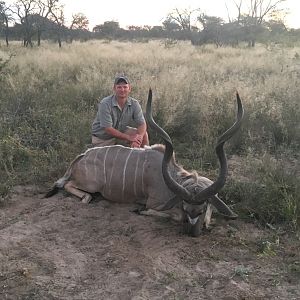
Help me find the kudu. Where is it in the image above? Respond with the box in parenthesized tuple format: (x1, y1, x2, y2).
(45, 89, 244, 236)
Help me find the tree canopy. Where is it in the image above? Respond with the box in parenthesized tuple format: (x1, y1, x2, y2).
(0, 0, 298, 47)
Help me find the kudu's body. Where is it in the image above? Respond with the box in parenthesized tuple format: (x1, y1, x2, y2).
(50, 144, 174, 207)
(46, 90, 244, 236)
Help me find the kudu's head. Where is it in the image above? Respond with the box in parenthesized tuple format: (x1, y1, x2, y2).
(145, 89, 244, 237)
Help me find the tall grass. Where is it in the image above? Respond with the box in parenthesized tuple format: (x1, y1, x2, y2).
(0, 40, 299, 228)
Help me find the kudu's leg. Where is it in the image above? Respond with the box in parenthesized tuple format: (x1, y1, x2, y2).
(140, 208, 184, 222)
(203, 203, 213, 229)
(139, 209, 171, 219)
(64, 181, 92, 204)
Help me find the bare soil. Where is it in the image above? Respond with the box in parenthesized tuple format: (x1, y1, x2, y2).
(0, 185, 299, 300)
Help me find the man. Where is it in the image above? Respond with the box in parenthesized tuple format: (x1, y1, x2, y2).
(91, 76, 149, 148)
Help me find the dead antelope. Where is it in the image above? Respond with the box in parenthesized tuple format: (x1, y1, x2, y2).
(45, 89, 244, 236)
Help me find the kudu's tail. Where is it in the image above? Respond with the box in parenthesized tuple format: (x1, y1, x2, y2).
(44, 153, 85, 198)
(44, 185, 60, 198)
(44, 176, 69, 198)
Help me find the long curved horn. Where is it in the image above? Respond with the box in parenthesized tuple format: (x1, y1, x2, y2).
(145, 89, 191, 200)
(188, 92, 244, 204)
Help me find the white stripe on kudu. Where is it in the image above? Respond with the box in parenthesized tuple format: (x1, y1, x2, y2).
(108, 147, 122, 197)
(93, 149, 99, 185)
(141, 151, 148, 196)
(103, 147, 110, 186)
(122, 149, 133, 201)
(133, 151, 141, 197)
(83, 154, 88, 179)
(86, 150, 95, 180)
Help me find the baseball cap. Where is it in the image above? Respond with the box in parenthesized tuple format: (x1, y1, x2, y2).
(114, 76, 130, 85)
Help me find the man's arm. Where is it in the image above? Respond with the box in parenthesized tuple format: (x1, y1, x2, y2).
(105, 122, 146, 145)
(104, 127, 137, 143)
(131, 100, 147, 145)
(136, 122, 147, 136)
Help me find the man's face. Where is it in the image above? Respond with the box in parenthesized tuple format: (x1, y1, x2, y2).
(114, 83, 131, 99)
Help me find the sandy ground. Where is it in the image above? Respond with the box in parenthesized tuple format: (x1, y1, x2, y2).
(0, 185, 299, 300)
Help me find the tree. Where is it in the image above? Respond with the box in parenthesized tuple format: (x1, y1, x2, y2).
(266, 19, 287, 34)
(221, 21, 244, 46)
(196, 14, 225, 47)
(34, 0, 57, 46)
(165, 8, 200, 33)
(13, 0, 38, 47)
(68, 12, 89, 42)
(93, 21, 120, 38)
(231, 0, 287, 46)
(162, 18, 181, 32)
(150, 25, 164, 38)
(70, 13, 89, 30)
(0, 1, 14, 46)
(3, 0, 62, 47)
(48, 0, 64, 47)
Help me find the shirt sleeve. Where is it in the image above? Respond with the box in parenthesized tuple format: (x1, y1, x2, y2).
(133, 101, 146, 125)
(98, 102, 113, 128)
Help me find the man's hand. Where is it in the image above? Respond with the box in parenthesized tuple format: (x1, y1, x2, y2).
(130, 141, 141, 148)
(128, 133, 143, 148)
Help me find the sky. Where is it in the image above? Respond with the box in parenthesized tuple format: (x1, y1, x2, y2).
(60, 0, 300, 30)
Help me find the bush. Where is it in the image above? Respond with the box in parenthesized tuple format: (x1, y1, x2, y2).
(222, 154, 300, 230)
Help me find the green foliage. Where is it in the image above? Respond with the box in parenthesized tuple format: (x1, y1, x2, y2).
(0, 136, 34, 175)
(256, 239, 277, 257)
(231, 265, 251, 280)
(222, 154, 300, 230)
(246, 91, 300, 153)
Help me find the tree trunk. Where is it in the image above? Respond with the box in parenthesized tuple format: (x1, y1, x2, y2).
(28, 37, 33, 47)
(5, 33, 9, 46)
(58, 34, 62, 47)
(37, 29, 41, 46)
(4, 17, 9, 46)
(25, 33, 33, 47)
(57, 26, 62, 48)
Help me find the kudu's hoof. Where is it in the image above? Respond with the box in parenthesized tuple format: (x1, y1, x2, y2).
(81, 194, 92, 204)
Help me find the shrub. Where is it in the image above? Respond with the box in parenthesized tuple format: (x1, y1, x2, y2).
(222, 154, 300, 230)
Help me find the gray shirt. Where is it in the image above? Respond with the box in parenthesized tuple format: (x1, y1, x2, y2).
(92, 95, 146, 140)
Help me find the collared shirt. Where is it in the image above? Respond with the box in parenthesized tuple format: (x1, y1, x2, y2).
(91, 94, 146, 140)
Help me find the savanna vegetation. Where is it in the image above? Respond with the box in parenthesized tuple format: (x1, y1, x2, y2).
(1, 0, 300, 49)
(0, 40, 299, 231)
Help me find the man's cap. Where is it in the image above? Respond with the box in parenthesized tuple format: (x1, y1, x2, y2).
(114, 76, 130, 85)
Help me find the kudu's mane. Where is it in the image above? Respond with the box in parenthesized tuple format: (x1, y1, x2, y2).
(150, 144, 197, 186)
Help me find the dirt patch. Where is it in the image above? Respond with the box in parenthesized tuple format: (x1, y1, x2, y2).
(0, 186, 299, 300)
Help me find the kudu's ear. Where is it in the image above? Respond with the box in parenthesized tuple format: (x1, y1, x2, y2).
(209, 196, 238, 219)
(155, 196, 182, 211)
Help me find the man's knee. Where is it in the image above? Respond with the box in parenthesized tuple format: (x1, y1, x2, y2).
(91, 135, 116, 147)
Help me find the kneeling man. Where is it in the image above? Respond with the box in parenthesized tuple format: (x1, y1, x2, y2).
(92, 75, 149, 148)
